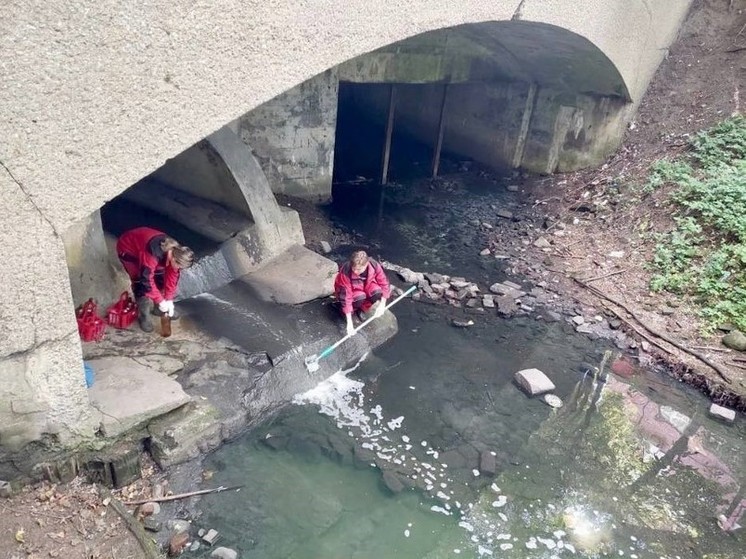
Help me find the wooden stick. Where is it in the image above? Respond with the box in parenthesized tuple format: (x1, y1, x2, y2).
(574, 278, 732, 383)
(579, 269, 627, 283)
(729, 362, 746, 370)
(733, 357, 746, 363)
(690, 346, 731, 353)
(726, 46, 746, 53)
(123, 485, 243, 506)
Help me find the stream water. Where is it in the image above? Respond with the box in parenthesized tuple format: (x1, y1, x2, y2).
(193, 174, 744, 558)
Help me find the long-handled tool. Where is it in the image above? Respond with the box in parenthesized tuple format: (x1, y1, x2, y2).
(305, 285, 417, 372)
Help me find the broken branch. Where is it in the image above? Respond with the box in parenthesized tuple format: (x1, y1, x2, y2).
(123, 485, 243, 506)
(579, 268, 627, 283)
(574, 278, 732, 383)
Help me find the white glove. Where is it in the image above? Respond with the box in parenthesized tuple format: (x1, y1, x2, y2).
(373, 299, 387, 318)
(346, 318, 356, 337)
(159, 300, 175, 317)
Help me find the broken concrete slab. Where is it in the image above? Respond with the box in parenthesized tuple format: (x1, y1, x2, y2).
(241, 244, 336, 304)
(147, 401, 223, 468)
(709, 403, 736, 423)
(87, 357, 191, 438)
(514, 368, 556, 396)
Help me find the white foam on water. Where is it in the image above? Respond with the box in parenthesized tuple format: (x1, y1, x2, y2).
(472, 469, 480, 477)
(477, 545, 493, 556)
(404, 529, 410, 538)
(431, 506, 451, 516)
(401, 435, 410, 443)
(499, 543, 513, 551)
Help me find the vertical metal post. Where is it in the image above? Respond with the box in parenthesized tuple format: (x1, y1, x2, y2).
(380, 84, 397, 186)
(378, 84, 396, 228)
(431, 83, 449, 178)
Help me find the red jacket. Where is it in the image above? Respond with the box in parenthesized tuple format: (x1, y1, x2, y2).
(334, 259, 391, 315)
(116, 227, 180, 304)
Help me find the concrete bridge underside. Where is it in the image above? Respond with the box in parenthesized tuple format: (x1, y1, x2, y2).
(0, 0, 692, 470)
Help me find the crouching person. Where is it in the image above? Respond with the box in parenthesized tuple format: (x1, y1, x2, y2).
(116, 227, 194, 332)
(334, 250, 391, 336)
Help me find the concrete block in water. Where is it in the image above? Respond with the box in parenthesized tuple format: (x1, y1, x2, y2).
(515, 368, 555, 396)
(479, 451, 496, 476)
(709, 403, 736, 423)
(211, 548, 238, 559)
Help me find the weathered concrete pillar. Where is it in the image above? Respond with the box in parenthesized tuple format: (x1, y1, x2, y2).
(0, 171, 94, 473)
(62, 210, 127, 309)
(234, 69, 339, 202)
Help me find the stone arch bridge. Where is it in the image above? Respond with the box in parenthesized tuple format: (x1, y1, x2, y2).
(0, 0, 692, 472)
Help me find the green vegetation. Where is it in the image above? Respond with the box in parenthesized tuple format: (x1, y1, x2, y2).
(646, 116, 746, 331)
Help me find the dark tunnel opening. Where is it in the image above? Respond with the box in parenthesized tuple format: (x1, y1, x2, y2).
(332, 81, 471, 209)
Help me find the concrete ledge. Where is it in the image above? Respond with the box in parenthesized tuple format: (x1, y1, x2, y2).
(87, 357, 191, 438)
(240, 244, 337, 304)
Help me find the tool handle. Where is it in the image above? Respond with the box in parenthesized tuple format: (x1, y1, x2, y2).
(319, 285, 417, 360)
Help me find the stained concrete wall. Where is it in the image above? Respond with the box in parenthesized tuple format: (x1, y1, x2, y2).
(234, 70, 339, 201)
(149, 141, 253, 217)
(337, 81, 628, 175)
(0, 0, 693, 469)
(62, 211, 127, 309)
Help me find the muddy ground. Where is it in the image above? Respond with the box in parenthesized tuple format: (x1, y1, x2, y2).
(1, 1, 743, 558)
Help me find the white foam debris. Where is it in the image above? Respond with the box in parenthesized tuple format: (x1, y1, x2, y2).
(472, 469, 480, 477)
(371, 405, 383, 423)
(496, 534, 511, 540)
(431, 506, 451, 516)
(421, 441, 428, 447)
(477, 545, 493, 556)
(362, 442, 375, 450)
(409, 386, 416, 390)
(491, 496, 507, 508)
(537, 537, 556, 549)
(491, 483, 500, 492)
(499, 543, 513, 551)
(407, 523, 412, 527)
(565, 543, 576, 554)
(498, 513, 508, 522)
(453, 550, 461, 555)
(404, 529, 410, 538)
(405, 444, 413, 450)
(459, 521, 475, 532)
(525, 538, 538, 549)
(553, 530, 566, 538)
(387, 416, 404, 430)
(437, 491, 451, 501)
(401, 435, 410, 443)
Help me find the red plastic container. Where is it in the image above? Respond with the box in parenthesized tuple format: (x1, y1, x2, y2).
(76, 299, 106, 342)
(106, 292, 137, 329)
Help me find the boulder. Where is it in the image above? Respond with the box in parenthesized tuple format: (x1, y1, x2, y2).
(495, 296, 518, 317)
(514, 368, 555, 396)
(533, 237, 551, 248)
(722, 330, 746, 351)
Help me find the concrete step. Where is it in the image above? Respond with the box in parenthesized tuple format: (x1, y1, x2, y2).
(87, 356, 191, 438)
(240, 244, 337, 305)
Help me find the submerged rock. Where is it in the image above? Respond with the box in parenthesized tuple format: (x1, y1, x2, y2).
(543, 394, 563, 408)
(451, 319, 474, 328)
(382, 471, 405, 494)
(211, 548, 238, 559)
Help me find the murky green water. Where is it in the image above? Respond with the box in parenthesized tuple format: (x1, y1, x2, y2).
(196, 302, 744, 559)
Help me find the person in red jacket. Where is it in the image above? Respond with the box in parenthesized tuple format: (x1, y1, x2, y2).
(334, 250, 391, 336)
(116, 227, 194, 332)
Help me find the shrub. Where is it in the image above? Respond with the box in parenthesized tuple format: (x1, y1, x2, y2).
(647, 116, 746, 332)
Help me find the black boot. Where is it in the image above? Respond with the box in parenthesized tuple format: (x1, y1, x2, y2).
(136, 297, 154, 333)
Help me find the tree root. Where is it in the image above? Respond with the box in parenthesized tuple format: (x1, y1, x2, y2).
(574, 278, 732, 384)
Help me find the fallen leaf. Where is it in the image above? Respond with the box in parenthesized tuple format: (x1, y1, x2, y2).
(15, 528, 25, 543)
